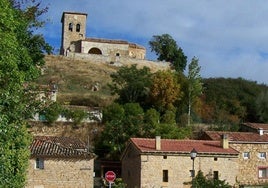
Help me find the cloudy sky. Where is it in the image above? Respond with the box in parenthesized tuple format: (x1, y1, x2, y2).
(40, 0, 268, 85)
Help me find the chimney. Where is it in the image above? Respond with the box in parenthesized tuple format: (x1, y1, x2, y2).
(155, 136, 161, 150)
(259, 128, 264, 136)
(221, 134, 229, 149)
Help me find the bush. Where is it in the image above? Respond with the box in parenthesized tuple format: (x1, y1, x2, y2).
(192, 170, 231, 188)
(42, 102, 62, 123)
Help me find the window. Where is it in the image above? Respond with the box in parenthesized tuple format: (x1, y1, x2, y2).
(214, 157, 218, 161)
(163, 170, 168, 182)
(35, 158, 44, 169)
(116, 53, 120, 57)
(243, 152, 250, 159)
(68, 23, 73, 31)
(259, 168, 268, 178)
(259, 152, 266, 159)
(213, 171, 219, 180)
(163, 155, 167, 159)
(76, 24, 80, 32)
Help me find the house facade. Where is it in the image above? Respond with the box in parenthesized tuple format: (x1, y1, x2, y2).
(201, 127, 268, 187)
(26, 136, 95, 188)
(121, 136, 239, 188)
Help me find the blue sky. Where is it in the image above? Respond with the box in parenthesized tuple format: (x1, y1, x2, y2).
(40, 0, 268, 85)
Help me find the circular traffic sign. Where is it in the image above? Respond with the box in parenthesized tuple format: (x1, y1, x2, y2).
(105, 171, 116, 182)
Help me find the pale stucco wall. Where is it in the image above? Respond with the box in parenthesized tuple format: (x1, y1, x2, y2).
(26, 158, 94, 188)
(81, 41, 146, 60)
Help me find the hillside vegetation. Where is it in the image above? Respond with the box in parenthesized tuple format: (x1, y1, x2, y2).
(37, 55, 169, 107)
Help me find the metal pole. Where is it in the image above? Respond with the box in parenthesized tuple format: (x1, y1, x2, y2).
(192, 158, 195, 187)
(109, 182, 111, 188)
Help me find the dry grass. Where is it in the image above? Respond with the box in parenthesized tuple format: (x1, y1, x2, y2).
(36, 55, 169, 107)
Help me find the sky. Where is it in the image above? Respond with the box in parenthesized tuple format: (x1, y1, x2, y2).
(39, 0, 268, 85)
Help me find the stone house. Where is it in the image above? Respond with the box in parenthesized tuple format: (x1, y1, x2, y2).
(201, 128, 268, 187)
(26, 136, 95, 188)
(240, 122, 268, 135)
(60, 12, 146, 60)
(121, 136, 239, 188)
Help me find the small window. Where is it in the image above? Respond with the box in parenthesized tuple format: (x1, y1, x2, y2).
(163, 170, 168, 182)
(214, 157, 218, 161)
(68, 23, 73, 31)
(213, 171, 219, 180)
(163, 155, 167, 159)
(36, 158, 44, 169)
(76, 24, 81, 32)
(259, 168, 268, 178)
(259, 152, 266, 159)
(243, 152, 250, 159)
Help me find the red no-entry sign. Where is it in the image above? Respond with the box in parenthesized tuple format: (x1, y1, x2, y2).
(105, 171, 116, 182)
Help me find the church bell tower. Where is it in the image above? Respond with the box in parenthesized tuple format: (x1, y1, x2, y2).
(60, 12, 87, 55)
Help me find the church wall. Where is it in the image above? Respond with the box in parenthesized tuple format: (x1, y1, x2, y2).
(81, 41, 129, 57)
(66, 52, 170, 69)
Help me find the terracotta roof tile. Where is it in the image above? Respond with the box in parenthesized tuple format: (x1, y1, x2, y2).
(242, 122, 268, 131)
(203, 131, 268, 143)
(84, 38, 146, 49)
(130, 138, 238, 155)
(30, 136, 94, 159)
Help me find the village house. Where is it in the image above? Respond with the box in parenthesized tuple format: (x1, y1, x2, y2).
(201, 123, 268, 187)
(26, 136, 95, 188)
(121, 136, 239, 188)
(240, 122, 268, 135)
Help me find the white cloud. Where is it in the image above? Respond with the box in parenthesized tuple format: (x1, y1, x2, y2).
(41, 0, 268, 84)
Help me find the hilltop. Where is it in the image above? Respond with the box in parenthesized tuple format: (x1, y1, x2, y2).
(36, 55, 169, 107)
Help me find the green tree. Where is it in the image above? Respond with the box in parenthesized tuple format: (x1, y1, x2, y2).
(96, 103, 143, 159)
(256, 90, 268, 123)
(143, 108, 160, 137)
(149, 34, 187, 72)
(187, 57, 203, 126)
(109, 64, 152, 105)
(0, 0, 51, 186)
(42, 102, 62, 124)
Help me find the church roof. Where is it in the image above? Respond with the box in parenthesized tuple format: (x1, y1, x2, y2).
(84, 37, 146, 49)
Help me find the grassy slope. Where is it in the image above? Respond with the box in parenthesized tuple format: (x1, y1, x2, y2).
(32, 55, 169, 142)
(37, 55, 169, 107)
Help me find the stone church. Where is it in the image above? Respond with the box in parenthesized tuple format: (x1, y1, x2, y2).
(60, 12, 146, 59)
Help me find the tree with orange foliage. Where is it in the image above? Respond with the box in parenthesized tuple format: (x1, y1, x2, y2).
(149, 70, 182, 112)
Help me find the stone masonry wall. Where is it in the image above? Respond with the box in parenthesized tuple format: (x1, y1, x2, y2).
(26, 158, 94, 188)
(66, 52, 170, 69)
(140, 155, 238, 188)
(231, 143, 268, 186)
(122, 146, 239, 188)
(61, 13, 87, 55)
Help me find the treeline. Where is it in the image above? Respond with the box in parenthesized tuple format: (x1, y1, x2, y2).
(94, 35, 268, 160)
(201, 77, 268, 126)
(96, 73, 268, 160)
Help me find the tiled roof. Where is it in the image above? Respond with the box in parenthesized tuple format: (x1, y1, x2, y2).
(30, 136, 94, 159)
(130, 138, 238, 155)
(84, 38, 146, 49)
(203, 131, 268, 143)
(242, 122, 268, 131)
